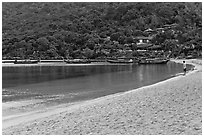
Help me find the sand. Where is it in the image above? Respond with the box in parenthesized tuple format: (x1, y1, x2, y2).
(2, 62, 114, 67)
(2, 59, 202, 135)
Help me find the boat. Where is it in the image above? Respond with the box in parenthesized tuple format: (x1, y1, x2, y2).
(138, 58, 169, 64)
(39, 60, 65, 63)
(65, 59, 91, 64)
(2, 60, 15, 63)
(89, 59, 107, 62)
(107, 59, 134, 64)
(14, 59, 38, 64)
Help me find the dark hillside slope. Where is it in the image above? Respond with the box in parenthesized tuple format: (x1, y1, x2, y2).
(2, 2, 202, 59)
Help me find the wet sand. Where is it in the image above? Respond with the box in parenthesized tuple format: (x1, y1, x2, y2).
(2, 59, 202, 135)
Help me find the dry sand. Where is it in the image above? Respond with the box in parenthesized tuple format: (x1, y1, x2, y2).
(2, 59, 202, 135)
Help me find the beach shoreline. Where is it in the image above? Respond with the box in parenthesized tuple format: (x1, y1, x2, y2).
(2, 59, 202, 135)
(2, 62, 130, 67)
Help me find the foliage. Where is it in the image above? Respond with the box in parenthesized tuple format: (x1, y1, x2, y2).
(2, 2, 202, 59)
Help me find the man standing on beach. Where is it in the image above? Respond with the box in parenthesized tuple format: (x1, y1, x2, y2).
(183, 61, 186, 75)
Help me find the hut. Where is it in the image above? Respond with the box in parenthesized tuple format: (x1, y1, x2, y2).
(134, 36, 153, 45)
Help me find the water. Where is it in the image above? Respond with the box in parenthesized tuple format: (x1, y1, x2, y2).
(2, 62, 190, 105)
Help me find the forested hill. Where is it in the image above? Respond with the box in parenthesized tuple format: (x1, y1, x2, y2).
(2, 2, 202, 59)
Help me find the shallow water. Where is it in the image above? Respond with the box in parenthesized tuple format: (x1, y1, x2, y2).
(2, 62, 191, 104)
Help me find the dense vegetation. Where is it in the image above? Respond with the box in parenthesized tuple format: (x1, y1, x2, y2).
(2, 2, 202, 59)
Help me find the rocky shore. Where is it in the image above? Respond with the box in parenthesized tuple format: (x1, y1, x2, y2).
(2, 59, 202, 135)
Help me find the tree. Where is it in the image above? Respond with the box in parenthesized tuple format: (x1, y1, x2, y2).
(86, 39, 95, 50)
(110, 32, 121, 41)
(162, 39, 178, 52)
(36, 37, 50, 51)
(132, 30, 143, 37)
(150, 15, 160, 28)
(2, 2, 202, 59)
(83, 47, 94, 59)
(118, 35, 126, 44)
(152, 32, 167, 45)
(126, 36, 134, 44)
(14, 40, 27, 48)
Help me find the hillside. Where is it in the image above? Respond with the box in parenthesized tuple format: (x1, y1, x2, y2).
(2, 2, 202, 59)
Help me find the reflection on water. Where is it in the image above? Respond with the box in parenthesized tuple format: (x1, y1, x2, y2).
(2, 62, 188, 104)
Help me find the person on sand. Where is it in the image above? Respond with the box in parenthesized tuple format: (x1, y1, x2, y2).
(183, 60, 187, 75)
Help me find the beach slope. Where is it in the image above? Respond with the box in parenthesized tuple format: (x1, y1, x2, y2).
(2, 59, 202, 135)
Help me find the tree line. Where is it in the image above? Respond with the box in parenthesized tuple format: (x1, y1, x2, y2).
(2, 2, 202, 59)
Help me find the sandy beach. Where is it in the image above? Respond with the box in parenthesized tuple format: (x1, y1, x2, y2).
(2, 59, 202, 135)
(2, 62, 116, 67)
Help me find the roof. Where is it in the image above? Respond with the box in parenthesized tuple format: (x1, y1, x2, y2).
(144, 28, 154, 32)
(137, 44, 153, 49)
(156, 28, 164, 30)
(163, 23, 178, 28)
(134, 36, 153, 40)
(148, 45, 162, 50)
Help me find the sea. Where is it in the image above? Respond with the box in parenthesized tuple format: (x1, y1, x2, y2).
(2, 61, 192, 108)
